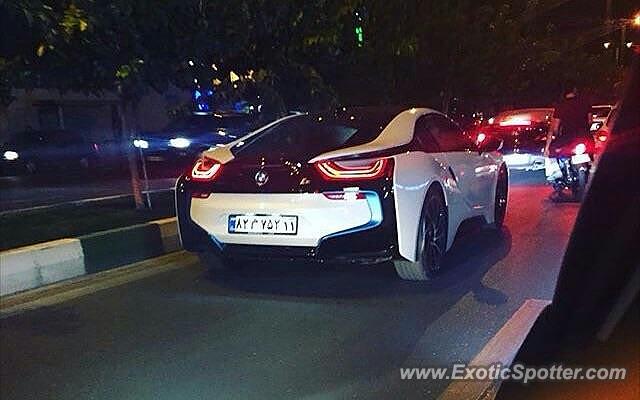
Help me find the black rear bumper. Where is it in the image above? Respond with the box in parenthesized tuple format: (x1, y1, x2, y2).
(175, 176, 398, 264)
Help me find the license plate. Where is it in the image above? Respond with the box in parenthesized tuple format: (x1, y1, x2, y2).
(146, 156, 165, 162)
(571, 153, 591, 164)
(228, 214, 298, 235)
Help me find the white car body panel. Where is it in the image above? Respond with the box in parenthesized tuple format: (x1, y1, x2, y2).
(190, 193, 377, 247)
(392, 150, 501, 261)
(392, 151, 452, 261)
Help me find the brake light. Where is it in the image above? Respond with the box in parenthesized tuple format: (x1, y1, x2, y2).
(573, 143, 587, 155)
(191, 157, 222, 181)
(314, 158, 390, 181)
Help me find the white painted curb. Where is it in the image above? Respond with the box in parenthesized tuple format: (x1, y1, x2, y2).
(0, 239, 85, 296)
(0, 218, 180, 297)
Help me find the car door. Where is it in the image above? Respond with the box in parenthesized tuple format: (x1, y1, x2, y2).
(429, 115, 496, 209)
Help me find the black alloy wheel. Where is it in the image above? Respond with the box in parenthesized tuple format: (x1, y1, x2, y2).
(494, 165, 508, 228)
(420, 190, 448, 276)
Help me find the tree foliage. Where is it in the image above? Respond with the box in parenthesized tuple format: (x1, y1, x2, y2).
(1, 0, 635, 112)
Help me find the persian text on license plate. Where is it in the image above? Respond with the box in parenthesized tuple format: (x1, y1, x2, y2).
(228, 215, 298, 235)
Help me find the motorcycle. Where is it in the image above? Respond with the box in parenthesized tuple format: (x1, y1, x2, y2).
(546, 135, 595, 201)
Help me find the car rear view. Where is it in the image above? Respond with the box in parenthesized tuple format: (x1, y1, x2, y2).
(176, 110, 400, 269)
(484, 108, 553, 171)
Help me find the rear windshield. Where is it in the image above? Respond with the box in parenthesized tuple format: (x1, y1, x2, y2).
(232, 113, 395, 159)
(495, 109, 553, 125)
(591, 106, 612, 119)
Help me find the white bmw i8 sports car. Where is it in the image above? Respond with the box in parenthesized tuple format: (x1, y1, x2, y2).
(176, 106, 508, 280)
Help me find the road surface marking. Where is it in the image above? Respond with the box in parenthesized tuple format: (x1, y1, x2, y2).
(0, 251, 196, 318)
(438, 298, 551, 400)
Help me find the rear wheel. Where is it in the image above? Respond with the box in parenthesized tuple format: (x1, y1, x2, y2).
(394, 186, 448, 281)
(493, 165, 508, 228)
(572, 167, 589, 201)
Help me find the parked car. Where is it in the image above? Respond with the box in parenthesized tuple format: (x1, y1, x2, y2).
(132, 112, 261, 171)
(176, 106, 508, 281)
(0, 129, 104, 175)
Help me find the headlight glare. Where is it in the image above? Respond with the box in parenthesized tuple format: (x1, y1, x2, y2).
(169, 137, 191, 148)
(3, 150, 19, 160)
(133, 139, 149, 149)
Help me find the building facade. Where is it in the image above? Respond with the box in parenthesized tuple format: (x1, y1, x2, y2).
(0, 87, 190, 144)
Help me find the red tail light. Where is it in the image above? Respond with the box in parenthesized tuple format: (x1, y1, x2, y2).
(476, 132, 487, 143)
(314, 158, 390, 181)
(191, 157, 222, 181)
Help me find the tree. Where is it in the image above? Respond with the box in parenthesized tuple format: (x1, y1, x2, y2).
(1, 0, 203, 208)
(3, 0, 632, 154)
(328, 0, 629, 112)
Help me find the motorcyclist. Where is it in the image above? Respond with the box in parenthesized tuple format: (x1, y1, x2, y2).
(544, 81, 593, 184)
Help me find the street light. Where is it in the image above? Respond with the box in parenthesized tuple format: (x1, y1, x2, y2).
(603, 41, 611, 49)
(633, 13, 640, 27)
(627, 42, 634, 48)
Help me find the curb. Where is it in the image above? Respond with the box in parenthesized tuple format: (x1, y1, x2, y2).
(0, 217, 180, 296)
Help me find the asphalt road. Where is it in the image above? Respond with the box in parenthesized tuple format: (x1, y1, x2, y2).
(0, 171, 581, 400)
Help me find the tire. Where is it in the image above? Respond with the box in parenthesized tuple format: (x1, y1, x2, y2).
(394, 186, 448, 281)
(572, 167, 588, 201)
(492, 165, 508, 229)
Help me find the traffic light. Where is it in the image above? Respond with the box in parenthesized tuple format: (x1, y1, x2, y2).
(355, 26, 364, 47)
(354, 9, 364, 47)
